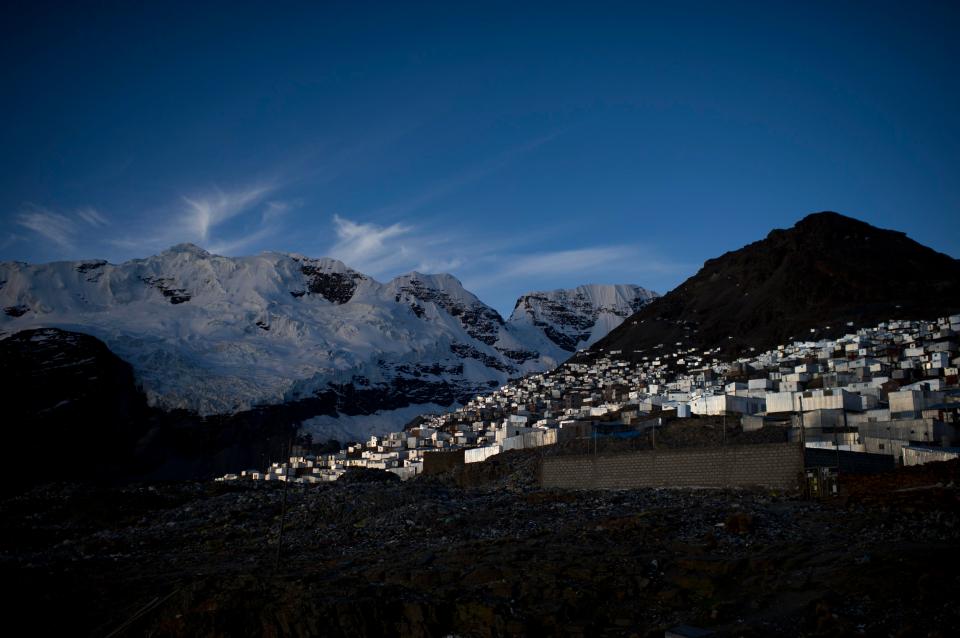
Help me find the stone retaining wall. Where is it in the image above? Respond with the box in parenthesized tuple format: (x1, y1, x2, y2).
(540, 442, 803, 490)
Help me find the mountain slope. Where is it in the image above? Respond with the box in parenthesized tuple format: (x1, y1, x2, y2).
(592, 212, 960, 360)
(508, 284, 658, 351)
(0, 328, 152, 490)
(0, 246, 544, 415)
(0, 247, 652, 438)
(0, 327, 333, 488)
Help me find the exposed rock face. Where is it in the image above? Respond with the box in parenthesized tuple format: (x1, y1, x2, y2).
(296, 257, 367, 304)
(392, 273, 505, 345)
(75, 260, 107, 278)
(450, 342, 515, 374)
(594, 212, 960, 359)
(0, 249, 544, 429)
(0, 248, 653, 439)
(509, 284, 659, 351)
(494, 346, 540, 364)
(139, 276, 192, 304)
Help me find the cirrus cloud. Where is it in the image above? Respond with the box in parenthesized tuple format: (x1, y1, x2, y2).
(14, 204, 111, 251)
(180, 185, 273, 242)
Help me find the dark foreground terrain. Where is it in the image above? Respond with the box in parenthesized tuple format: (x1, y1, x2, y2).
(2, 454, 959, 637)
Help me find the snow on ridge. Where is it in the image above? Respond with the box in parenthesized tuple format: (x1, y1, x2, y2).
(386, 271, 484, 304)
(510, 283, 658, 310)
(300, 403, 452, 443)
(162, 243, 212, 257)
(507, 283, 660, 352)
(0, 247, 655, 435)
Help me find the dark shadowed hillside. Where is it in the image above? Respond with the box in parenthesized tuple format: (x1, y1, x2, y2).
(0, 328, 152, 490)
(0, 327, 478, 490)
(592, 212, 960, 360)
(0, 328, 299, 490)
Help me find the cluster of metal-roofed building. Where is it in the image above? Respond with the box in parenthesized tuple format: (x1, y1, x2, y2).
(219, 314, 960, 483)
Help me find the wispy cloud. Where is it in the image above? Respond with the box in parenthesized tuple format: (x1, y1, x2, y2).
(207, 225, 278, 255)
(103, 182, 285, 257)
(76, 207, 109, 227)
(327, 214, 473, 277)
(457, 245, 641, 296)
(180, 185, 273, 242)
(261, 200, 296, 225)
(16, 209, 77, 249)
(328, 215, 417, 274)
(502, 246, 634, 278)
(14, 204, 108, 250)
(323, 212, 689, 314)
(323, 213, 681, 285)
(321, 134, 563, 276)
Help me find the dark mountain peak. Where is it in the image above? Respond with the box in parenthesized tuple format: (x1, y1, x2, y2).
(779, 211, 906, 243)
(795, 210, 865, 229)
(592, 211, 960, 360)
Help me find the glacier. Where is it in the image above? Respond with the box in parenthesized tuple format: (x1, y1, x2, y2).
(0, 245, 658, 438)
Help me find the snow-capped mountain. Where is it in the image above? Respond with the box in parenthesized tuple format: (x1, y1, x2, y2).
(0, 245, 656, 439)
(508, 284, 659, 352)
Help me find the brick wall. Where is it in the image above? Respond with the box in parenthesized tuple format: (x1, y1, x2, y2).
(540, 442, 803, 490)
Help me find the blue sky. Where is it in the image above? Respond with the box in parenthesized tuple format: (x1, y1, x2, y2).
(2, 1, 958, 315)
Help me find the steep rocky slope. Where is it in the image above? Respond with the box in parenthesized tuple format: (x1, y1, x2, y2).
(593, 212, 960, 360)
(508, 284, 658, 351)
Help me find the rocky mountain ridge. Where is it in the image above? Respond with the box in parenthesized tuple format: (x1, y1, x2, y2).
(509, 283, 658, 351)
(0, 246, 656, 439)
(592, 211, 960, 360)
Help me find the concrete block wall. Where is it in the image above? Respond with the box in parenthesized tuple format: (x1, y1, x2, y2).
(540, 442, 803, 490)
(903, 446, 960, 466)
(502, 435, 524, 451)
(464, 445, 501, 464)
(804, 447, 894, 474)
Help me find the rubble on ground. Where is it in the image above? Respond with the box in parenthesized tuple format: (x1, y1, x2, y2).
(3, 461, 959, 636)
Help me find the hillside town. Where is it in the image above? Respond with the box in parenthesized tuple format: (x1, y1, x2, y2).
(220, 315, 960, 485)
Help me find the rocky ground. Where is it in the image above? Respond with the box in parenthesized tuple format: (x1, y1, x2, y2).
(2, 454, 959, 637)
